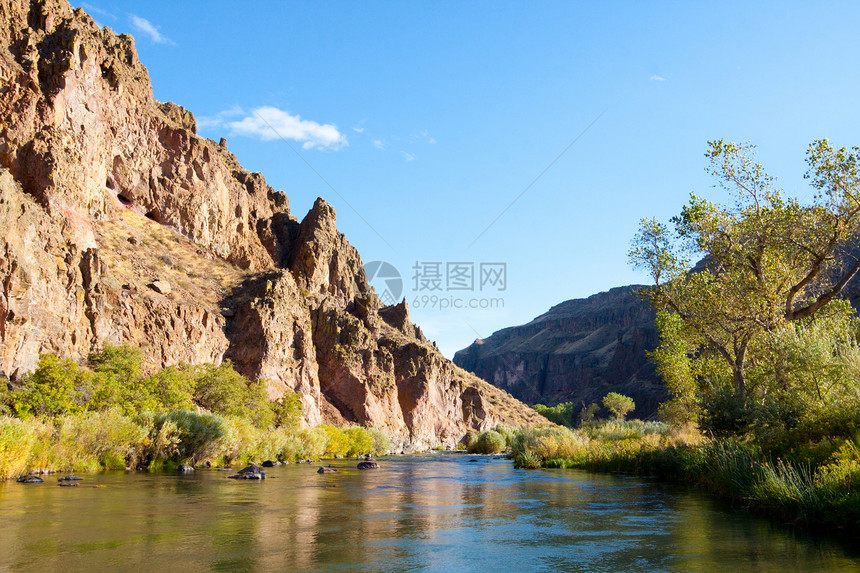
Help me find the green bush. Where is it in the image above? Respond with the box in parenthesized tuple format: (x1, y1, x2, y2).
(602, 392, 635, 421)
(533, 402, 576, 427)
(53, 408, 148, 471)
(13, 354, 89, 418)
(493, 424, 517, 448)
(147, 410, 226, 465)
(298, 427, 327, 460)
(344, 427, 373, 457)
(468, 430, 506, 454)
(0, 416, 40, 479)
(367, 427, 392, 456)
(140, 364, 196, 411)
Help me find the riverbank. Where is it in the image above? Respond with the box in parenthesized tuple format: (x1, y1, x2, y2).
(501, 421, 860, 533)
(0, 409, 392, 479)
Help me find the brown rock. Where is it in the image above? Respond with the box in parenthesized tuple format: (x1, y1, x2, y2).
(149, 280, 172, 295)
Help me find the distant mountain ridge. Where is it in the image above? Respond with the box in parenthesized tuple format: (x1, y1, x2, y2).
(454, 285, 666, 418)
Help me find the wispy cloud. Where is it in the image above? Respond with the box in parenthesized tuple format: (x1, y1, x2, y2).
(371, 139, 386, 150)
(80, 3, 117, 20)
(353, 126, 365, 133)
(203, 106, 347, 150)
(414, 130, 437, 144)
(197, 105, 245, 130)
(400, 151, 415, 162)
(649, 74, 667, 81)
(130, 14, 174, 44)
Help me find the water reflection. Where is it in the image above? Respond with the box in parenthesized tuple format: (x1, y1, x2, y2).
(0, 454, 858, 572)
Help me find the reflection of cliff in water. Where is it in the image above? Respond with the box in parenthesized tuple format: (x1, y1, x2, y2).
(1, 456, 858, 571)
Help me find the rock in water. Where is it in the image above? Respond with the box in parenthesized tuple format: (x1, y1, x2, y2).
(228, 464, 265, 480)
(317, 467, 336, 474)
(261, 460, 276, 468)
(177, 464, 194, 473)
(357, 461, 379, 470)
(58, 475, 83, 481)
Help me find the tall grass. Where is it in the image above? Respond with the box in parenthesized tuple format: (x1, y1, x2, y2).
(1, 411, 396, 477)
(510, 419, 860, 531)
(0, 417, 42, 479)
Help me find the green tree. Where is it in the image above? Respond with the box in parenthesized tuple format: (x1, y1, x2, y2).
(630, 140, 860, 413)
(602, 392, 635, 421)
(13, 354, 90, 417)
(192, 362, 274, 428)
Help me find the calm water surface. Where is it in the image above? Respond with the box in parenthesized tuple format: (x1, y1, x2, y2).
(1, 453, 858, 572)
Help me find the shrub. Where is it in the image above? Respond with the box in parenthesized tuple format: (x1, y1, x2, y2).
(299, 427, 327, 460)
(367, 427, 392, 456)
(270, 389, 303, 429)
(469, 430, 507, 454)
(0, 416, 39, 479)
(193, 363, 274, 428)
(266, 426, 306, 462)
(344, 427, 373, 457)
(13, 354, 89, 417)
(512, 426, 589, 467)
(220, 416, 267, 465)
(533, 402, 576, 427)
(320, 424, 350, 457)
(493, 424, 518, 448)
(602, 392, 635, 421)
(140, 364, 196, 412)
(579, 402, 600, 424)
(53, 408, 148, 471)
(148, 410, 226, 465)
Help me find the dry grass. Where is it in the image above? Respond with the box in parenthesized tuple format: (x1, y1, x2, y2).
(94, 207, 249, 308)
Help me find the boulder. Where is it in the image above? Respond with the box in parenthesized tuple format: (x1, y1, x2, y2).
(228, 464, 265, 479)
(357, 461, 379, 470)
(17, 476, 44, 484)
(317, 466, 336, 474)
(58, 475, 83, 481)
(178, 464, 194, 473)
(149, 280, 172, 295)
(261, 460, 276, 467)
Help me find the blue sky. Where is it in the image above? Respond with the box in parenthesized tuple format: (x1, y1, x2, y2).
(79, 1, 860, 357)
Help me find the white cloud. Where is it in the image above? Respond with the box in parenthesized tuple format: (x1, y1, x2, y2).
(130, 14, 173, 44)
(417, 130, 436, 144)
(649, 74, 667, 81)
(80, 3, 116, 20)
(227, 106, 347, 150)
(197, 105, 245, 130)
(400, 151, 415, 162)
(372, 139, 386, 150)
(352, 126, 365, 133)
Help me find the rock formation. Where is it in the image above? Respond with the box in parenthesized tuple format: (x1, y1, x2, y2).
(454, 286, 666, 418)
(0, 0, 545, 448)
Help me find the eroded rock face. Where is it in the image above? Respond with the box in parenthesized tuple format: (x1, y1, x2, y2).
(0, 0, 545, 447)
(454, 286, 666, 418)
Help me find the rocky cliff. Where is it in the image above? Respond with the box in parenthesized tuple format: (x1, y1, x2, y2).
(454, 286, 666, 418)
(0, 0, 545, 448)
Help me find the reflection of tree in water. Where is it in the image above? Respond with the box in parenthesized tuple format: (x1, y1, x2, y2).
(0, 460, 858, 571)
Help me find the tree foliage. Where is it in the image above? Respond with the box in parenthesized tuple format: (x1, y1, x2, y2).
(631, 139, 860, 437)
(602, 392, 635, 421)
(9, 346, 301, 430)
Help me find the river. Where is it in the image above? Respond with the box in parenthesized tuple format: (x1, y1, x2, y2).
(0, 453, 857, 572)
